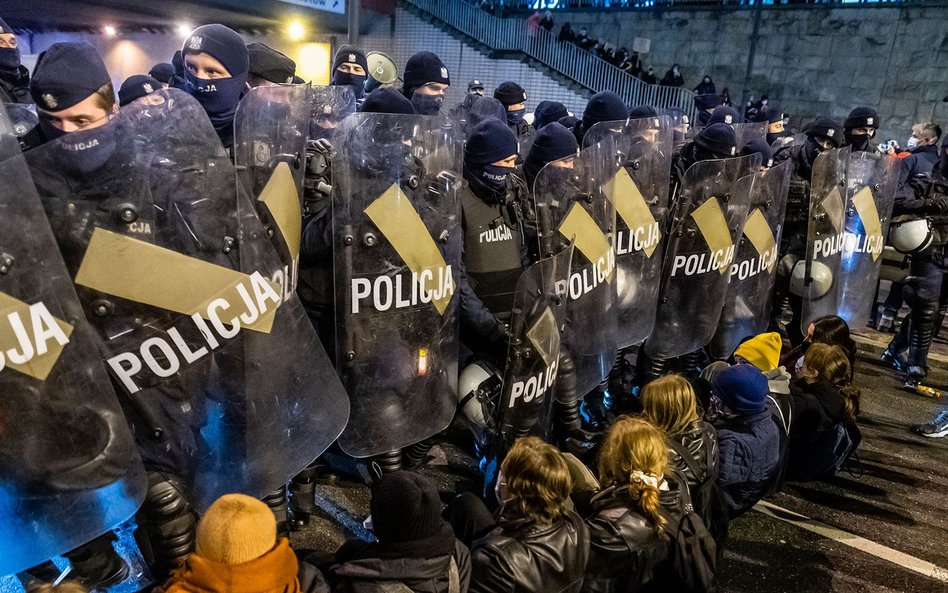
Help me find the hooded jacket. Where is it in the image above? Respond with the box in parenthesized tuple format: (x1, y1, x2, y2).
(159, 539, 321, 593)
(713, 409, 782, 518)
(470, 510, 590, 593)
(324, 525, 472, 593)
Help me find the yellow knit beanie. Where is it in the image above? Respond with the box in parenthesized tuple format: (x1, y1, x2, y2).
(195, 493, 277, 565)
(733, 332, 782, 372)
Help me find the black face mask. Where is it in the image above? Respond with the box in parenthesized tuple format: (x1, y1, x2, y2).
(57, 122, 118, 177)
(465, 163, 511, 204)
(766, 132, 781, 146)
(803, 137, 824, 168)
(332, 71, 366, 99)
(845, 131, 871, 152)
(411, 93, 443, 116)
(0, 46, 20, 72)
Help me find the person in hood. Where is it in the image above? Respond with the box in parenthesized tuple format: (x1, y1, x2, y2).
(330, 44, 367, 100)
(843, 106, 880, 153)
(247, 42, 296, 88)
(24, 41, 116, 151)
(401, 51, 450, 116)
(493, 80, 533, 143)
(0, 17, 30, 103)
(320, 472, 472, 593)
(787, 344, 862, 481)
(709, 364, 782, 517)
(694, 74, 715, 96)
(158, 494, 325, 593)
(660, 63, 684, 87)
(181, 24, 249, 150)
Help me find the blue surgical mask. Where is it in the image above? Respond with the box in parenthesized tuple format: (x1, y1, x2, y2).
(332, 71, 366, 99)
(506, 107, 526, 126)
(411, 93, 443, 116)
(906, 136, 919, 151)
(184, 70, 245, 128)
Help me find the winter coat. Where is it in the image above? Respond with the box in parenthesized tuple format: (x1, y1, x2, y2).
(763, 367, 793, 495)
(896, 143, 940, 205)
(714, 409, 782, 518)
(0, 65, 31, 104)
(323, 525, 471, 593)
(659, 70, 684, 87)
(470, 510, 590, 593)
(580, 485, 669, 593)
(667, 420, 719, 489)
(786, 380, 861, 482)
(159, 538, 319, 593)
(694, 79, 716, 96)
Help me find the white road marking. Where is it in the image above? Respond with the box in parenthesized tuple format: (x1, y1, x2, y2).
(753, 500, 948, 584)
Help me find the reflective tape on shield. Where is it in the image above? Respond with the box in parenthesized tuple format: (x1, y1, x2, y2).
(690, 197, 733, 276)
(605, 167, 660, 258)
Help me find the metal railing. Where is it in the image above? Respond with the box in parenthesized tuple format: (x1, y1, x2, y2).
(474, 0, 918, 11)
(404, 0, 697, 120)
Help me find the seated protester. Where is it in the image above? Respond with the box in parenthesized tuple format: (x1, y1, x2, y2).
(641, 375, 727, 548)
(733, 332, 793, 494)
(322, 471, 472, 593)
(468, 437, 589, 593)
(786, 344, 862, 482)
(158, 494, 325, 593)
(780, 314, 857, 378)
(641, 375, 718, 490)
(180, 24, 250, 150)
(580, 417, 672, 593)
(709, 364, 782, 518)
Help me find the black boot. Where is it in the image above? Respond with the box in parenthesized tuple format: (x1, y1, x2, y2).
(64, 533, 129, 590)
(262, 486, 289, 538)
(134, 474, 197, 584)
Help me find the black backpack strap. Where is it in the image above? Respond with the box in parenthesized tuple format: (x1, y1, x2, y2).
(668, 438, 704, 485)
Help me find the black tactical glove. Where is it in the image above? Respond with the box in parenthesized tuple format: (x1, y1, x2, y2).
(924, 196, 948, 214)
(488, 316, 512, 344)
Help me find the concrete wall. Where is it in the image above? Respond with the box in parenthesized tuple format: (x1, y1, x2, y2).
(552, 4, 948, 141)
(360, 8, 589, 115)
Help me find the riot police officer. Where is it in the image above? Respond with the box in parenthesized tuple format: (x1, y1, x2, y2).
(882, 137, 948, 389)
(533, 100, 569, 130)
(330, 45, 368, 101)
(494, 81, 534, 145)
(117, 75, 163, 107)
(571, 90, 627, 148)
(843, 106, 880, 153)
(459, 118, 528, 362)
(180, 23, 249, 150)
(671, 121, 739, 197)
(401, 51, 450, 116)
(0, 16, 29, 104)
(772, 117, 844, 343)
(246, 42, 296, 88)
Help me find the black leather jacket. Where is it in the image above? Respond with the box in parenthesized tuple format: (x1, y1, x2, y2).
(470, 510, 590, 593)
(581, 486, 669, 593)
(668, 420, 719, 489)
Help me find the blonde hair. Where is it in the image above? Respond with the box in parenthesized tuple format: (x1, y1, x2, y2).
(641, 374, 699, 437)
(28, 582, 89, 593)
(803, 343, 860, 419)
(598, 416, 668, 534)
(501, 436, 572, 524)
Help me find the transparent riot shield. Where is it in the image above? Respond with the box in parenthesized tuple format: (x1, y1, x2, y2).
(836, 151, 898, 328)
(25, 89, 349, 512)
(586, 117, 673, 347)
(234, 84, 312, 297)
(495, 246, 572, 449)
(710, 159, 792, 358)
(734, 121, 767, 147)
(332, 113, 462, 458)
(533, 137, 618, 399)
(0, 113, 146, 575)
(645, 154, 760, 360)
(799, 147, 850, 331)
(3, 101, 37, 139)
(310, 85, 357, 142)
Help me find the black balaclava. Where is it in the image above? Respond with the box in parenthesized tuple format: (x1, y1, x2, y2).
(524, 122, 577, 188)
(0, 17, 20, 73)
(402, 51, 449, 115)
(181, 24, 249, 133)
(30, 42, 112, 143)
(843, 106, 878, 152)
(464, 118, 518, 203)
(331, 45, 368, 99)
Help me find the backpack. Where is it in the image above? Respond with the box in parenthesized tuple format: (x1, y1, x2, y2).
(659, 468, 718, 593)
(830, 422, 857, 473)
(667, 438, 729, 549)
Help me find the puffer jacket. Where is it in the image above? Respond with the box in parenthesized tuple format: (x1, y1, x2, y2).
(324, 525, 471, 593)
(667, 420, 719, 488)
(470, 510, 590, 593)
(581, 485, 669, 593)
(713, 409, 782, 518)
